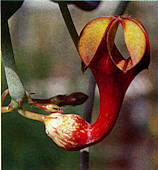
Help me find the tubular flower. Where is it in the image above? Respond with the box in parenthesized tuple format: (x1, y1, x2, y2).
(43, 16, 151, 151)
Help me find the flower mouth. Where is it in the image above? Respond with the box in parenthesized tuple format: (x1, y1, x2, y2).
(107, 17, 146, 73)
(78, 16, 149, 74)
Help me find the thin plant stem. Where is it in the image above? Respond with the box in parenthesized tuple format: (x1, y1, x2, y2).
(1, 89, 9, 105)
(80, 72, 96, 170)
(58, 2, 88, 72)
(1, 89, 18, 113)
(58, 2, 78, 49)
(1, 21, 26, 104)
(1, 105, 16, 113)
(18, 108, 47, 122)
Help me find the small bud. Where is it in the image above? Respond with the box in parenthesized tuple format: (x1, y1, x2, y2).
(50, 92, 88, 106)
(30, 92, 88, 107)
(65, 92, 88, 106)
(50, 95, 66, 106)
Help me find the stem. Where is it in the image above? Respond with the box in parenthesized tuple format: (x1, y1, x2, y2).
(114, 1, 130, 15)
(83, 72, 96, 124)
(1, 21, 25, 104)
(18, 108, 47, 122)
(80, 72, 96, 170)
(1, 89, 9, 105)
(58, 2, 78, 49)
(1, 89, 17, 113)
(1, 105, 15, 113)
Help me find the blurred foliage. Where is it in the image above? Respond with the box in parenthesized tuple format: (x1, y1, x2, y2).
(2, 1, 158, 170)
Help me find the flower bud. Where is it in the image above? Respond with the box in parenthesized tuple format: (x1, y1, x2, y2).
(50, 92, 88, 106)
(44, 113, 90, 150)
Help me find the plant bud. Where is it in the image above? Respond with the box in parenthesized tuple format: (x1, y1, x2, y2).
(50, 92, 88, 106)
(44, 113, 90, 150)
(65, 92, 88, 106)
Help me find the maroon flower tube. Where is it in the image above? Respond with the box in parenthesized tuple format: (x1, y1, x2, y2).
(44, 16, 151, 151)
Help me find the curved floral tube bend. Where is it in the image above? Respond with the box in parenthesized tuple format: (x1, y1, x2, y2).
(1, 16, 151, 151)
(44, 16, 150, 151)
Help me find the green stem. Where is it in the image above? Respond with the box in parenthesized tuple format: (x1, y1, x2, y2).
(1, 105, 16, 113)
(58, 2, 78, 49)
(1, 89, 16, 113)
(58, 2, 88, 72)
(18, 108, 47, 122)
(1, 21, 26, 104)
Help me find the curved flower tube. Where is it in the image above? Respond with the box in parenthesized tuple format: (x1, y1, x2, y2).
(44, 16, 151, 151)
(1, 16, 151, 151)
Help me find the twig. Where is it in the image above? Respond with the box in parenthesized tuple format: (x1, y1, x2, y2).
(1, 21, 26, 104)
(17, 108, 47, 122)
(58, 2, 87, 72)
(80, 72, 96, 170)
(58, 2, 78, 49)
